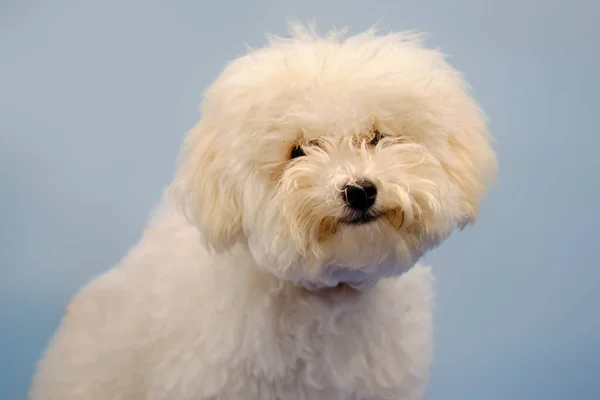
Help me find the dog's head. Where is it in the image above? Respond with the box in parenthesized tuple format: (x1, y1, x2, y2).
(172, 25, 496, 290)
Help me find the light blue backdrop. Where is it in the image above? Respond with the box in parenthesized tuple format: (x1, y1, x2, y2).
(1, 1, 598, 399)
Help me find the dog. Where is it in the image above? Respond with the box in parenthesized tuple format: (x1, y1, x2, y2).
(30, 24, 496, 400)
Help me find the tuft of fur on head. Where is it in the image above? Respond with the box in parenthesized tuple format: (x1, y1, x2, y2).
(170, 23, 496, 290)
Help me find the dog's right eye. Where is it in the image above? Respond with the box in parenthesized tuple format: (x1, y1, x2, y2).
(369, 130, 382, 146)
(290, 144, 305, 159)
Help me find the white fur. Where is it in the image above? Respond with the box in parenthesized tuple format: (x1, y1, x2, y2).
(30, 24, 496, 400)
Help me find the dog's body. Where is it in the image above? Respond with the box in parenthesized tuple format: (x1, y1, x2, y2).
(31, 25, 496, 400)
(30, 200, 434, 400)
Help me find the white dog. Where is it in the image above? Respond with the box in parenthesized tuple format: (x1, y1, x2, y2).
(30, 24, 496, 400)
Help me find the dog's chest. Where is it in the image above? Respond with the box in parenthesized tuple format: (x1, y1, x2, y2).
(151, 286, 422, 400)
(248, 292, 414, 398)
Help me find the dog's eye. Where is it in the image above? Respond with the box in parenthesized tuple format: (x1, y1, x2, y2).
(290, 144, 305, 159)
(369, 130, 382, 146)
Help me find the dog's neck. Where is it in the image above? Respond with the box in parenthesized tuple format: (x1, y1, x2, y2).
(230, 240, 416, 295)
(296, 270, 381, 293)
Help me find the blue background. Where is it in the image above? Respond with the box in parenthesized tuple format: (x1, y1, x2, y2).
(1, 1, 598, 399)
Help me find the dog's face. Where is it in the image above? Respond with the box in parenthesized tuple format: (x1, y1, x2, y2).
(172, 26, 496, 290)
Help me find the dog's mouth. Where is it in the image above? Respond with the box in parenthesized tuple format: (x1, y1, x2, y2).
(318, 208, 405, 240)
(338, 208, 405, 227)
(340, 211, 381, 225)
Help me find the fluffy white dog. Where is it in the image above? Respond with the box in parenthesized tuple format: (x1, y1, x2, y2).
(30, 24, 496, 400)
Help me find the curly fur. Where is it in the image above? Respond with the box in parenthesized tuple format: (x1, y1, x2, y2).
(30, 23, 496, 400)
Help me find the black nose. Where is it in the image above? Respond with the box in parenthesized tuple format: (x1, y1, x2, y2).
(343, 180, 377, 210)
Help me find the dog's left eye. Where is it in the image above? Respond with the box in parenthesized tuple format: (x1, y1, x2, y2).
(369, 130, 382, 146)
(290, 144, 305, 159)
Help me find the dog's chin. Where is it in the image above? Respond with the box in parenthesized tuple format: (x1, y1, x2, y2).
(252, 207, 419, 294)
(297, 249, 411, 294)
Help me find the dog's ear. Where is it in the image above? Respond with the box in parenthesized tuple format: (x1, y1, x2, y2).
(170, 121, 242, 250)
(441, 102, 497, 228)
